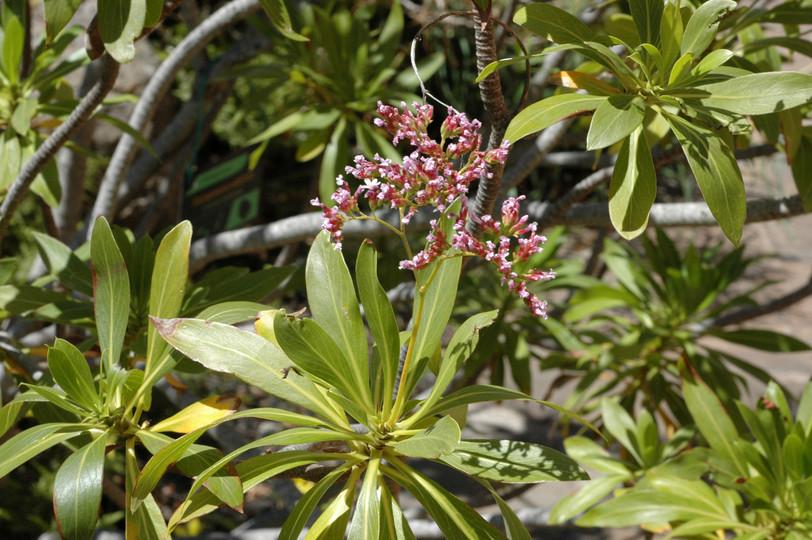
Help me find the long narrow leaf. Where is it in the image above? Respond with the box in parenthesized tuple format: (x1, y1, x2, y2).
(307, 231, 369, 389)
(54, 433, 108, 540)
(383, 460, 506, 539)
(273, 311, 373, 410)
(144, 221, 191, 376)
(356, 241, 400, 413)
(664, 114, 745, 245)
(91, 217, 130, 372)
(0, 423, 86, 478)
(151, 317, 344, 423)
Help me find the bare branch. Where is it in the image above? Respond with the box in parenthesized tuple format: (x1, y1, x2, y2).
(531, 194, 808, 229)
(0, 54, 120, 250)
(467, 14, 511, 237)
(81, 0, 262, 242)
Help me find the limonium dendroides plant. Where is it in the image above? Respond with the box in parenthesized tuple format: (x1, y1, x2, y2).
(140, 102, 592, 539)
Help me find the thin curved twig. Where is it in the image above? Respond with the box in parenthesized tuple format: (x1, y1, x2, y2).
(80, 0, 261, 242)
(0, 54, 120, 250)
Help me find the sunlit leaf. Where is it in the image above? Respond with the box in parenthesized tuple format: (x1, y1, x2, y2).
(439, 439, 589, 483)
(91, 216, 130, 372)
(391, 416, 460, 459)
(664, 114, 745, 245)
(505, 94, 607, 142)
(149, 394, 241, 433)
(587, 94, 645, 150)
(97, 0, 146, 63)
(608, 125, 656, 239)
(514, 3, 595, 44)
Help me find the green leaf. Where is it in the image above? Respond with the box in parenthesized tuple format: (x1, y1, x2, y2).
(258, 0, 309, 42)
(125, 439, 166, 540)
(380, 478, 417, 540)
(144, 221, 191, 378)
(95, 114, 158, 158)
(0, 398, 28, 439)
(22, 384, 88, 416)
(185, 266, 294, 315)
(689, 49, 735, 82)
(356, 241, 400, 413)
(193, 301, 270, 323)
(791, 135, 812, 211)
(347, 455, 381, 540)
(660, 1, 683, 74)
(44, 0, 83, 43)
(48, 339, 99, 413)
(664, 114, 745, 245)
(563, 436, 631, 476)
(440, 439, 588, 483)
(682, 374, 748, 479)
(25, 137, 62, 207)
(513, 3, 596, 45)
(410, 310, 497, 425)
(0, 423, 86, 478)
(578, 488, 694, 527)
(247, 111, 304, 145)
(505, 94, 607, 142)
(144, 0, 162, 28)
(10, 97, 37, 136)
(151, 317, 344, 423)
(273, 311, 372, 411)
(708, 329, 810, 352)
(0, 132, 21, 190)
(587, 94, 645, 151)
(383, 461, 506, 540)
(477, 479, 532, 540)
(134, 413, 347, 510)
(601, 397, 644, 465)
(98, 0, 146, 63)
(1, 15, 23, 85)
(391, 416, 460, 459)
(668, 516, 759, 537)
(167, 451, 348, 530)
(54, 433, 107, 540)
(32, 232, 93, 297)
(138, 430, 242, 510)
(685, 72, 812, 115)
(319, 118, 349, 203)
(306, 231, 369, 396)
(423, 384, 600, 437)
(743, 36, 812, 60)
(91, 216, 130, 372)
(278, 463, 352, 540)
(681, 0, 736, 57)
(307, 468, 360, 538)
(628, 0, 663, 45)
(549, 474, 626, 524)
(608, 125, 656, 239)
(399, 238, 462, 406)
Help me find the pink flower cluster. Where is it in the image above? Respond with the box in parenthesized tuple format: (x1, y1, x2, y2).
(311, 102, 554, 317)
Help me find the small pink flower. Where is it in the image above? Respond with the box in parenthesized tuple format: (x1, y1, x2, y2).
(312, 102, 554, 317)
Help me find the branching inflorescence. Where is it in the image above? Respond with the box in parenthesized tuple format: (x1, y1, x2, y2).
(312, 102, 554, 317)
